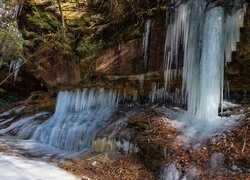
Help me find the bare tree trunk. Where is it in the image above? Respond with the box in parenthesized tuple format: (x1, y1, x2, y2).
(57, 0, 65, 29)
(0, 36, 7, 53)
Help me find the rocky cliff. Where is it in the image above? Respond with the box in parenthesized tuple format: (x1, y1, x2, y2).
(15, 0, 169, 92)
(16, 0, 250, 97)
(226, 4, 250, 94)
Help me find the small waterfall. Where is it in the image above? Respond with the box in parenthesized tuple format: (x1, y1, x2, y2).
(9, 59, 21, 83)
(138, 74, 145, 90)
(142, 19, 151, 71)
(32, 89, 118, 152)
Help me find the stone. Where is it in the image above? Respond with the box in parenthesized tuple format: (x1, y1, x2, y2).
(209, 153, 225, 173)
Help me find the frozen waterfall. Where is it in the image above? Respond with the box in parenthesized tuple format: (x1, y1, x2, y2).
(139, 19, 152, 91)
(143, 19, 151, 72)
(32, 89, 118, 152)
(163, 0, 247, 120)
(198, 7, 224, 120)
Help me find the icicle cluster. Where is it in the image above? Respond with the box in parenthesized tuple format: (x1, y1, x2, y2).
(32, 89, 118, 152)
(142, 19, 152, 71)
(163, 0, 247, 119)
(9, 59, 21, 82)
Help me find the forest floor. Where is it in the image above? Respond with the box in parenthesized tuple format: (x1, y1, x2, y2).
(0, 92, 249, 179)
(60, 103, 250, 179)
(60, 153, 155, 180)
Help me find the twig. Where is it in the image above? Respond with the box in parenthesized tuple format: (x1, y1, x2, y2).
(0, 31, 62, 86)
(241, 126, 247, 154)
(0, 62, 25, 86)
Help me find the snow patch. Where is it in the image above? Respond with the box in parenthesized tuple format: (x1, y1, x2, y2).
(0, 153, 77, 180)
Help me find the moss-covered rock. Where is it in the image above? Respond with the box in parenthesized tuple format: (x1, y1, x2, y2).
(17, 0, 167, 92)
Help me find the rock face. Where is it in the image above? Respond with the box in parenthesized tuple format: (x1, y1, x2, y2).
(226, 4, 250, 93)
(95, 15, 167, 75)
(0, 65, 47, 103)
(16, 0, 249, 96)
(17, 0, 81, 88)
(34, 59, 81, 87)
(16, 0, 168, 90)
(95, 41, 143, 75)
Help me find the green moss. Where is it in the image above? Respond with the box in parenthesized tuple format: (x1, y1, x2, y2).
(76, 36, 104, 58)
(0, 95, 23, 107)
(17, 0, 169, 87)
(0, 28, 24, 63)
(26, 6, 61, 33)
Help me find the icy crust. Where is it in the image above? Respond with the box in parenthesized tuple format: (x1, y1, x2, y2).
(222, 101, 241, 109)
(0, 106, 25, 117)
(0, 112, 48, 135)
(0, 153, 77, 180)
(156, 106, 244, 145)
(159, 164, 198, 180)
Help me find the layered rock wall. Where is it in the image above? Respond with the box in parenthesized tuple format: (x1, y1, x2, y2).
(16, 1, 250, 96)
(226, 4, 250, 93)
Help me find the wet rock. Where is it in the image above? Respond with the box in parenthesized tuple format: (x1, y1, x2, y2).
(231, 164, 243, 173)
(39, 60, 81, 87)
(209, 153, 225, 174)
(93, 109, 141, 155)
(159, 164, 182, 180)
(127, 110, 184, 171)
(0, 91, 54, 135)
(226, 5, 250, 93)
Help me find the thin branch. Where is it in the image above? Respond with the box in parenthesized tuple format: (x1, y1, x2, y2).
(0, 62, 24, 86)
(0, 31, 61, 86)
(241, 126, 248, 154)
(57, 0, 65, 29)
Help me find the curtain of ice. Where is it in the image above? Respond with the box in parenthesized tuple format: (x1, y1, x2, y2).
(163, 0, 246, 120)
(32, 89, 118, 152)
(198, 7, 224, 120)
